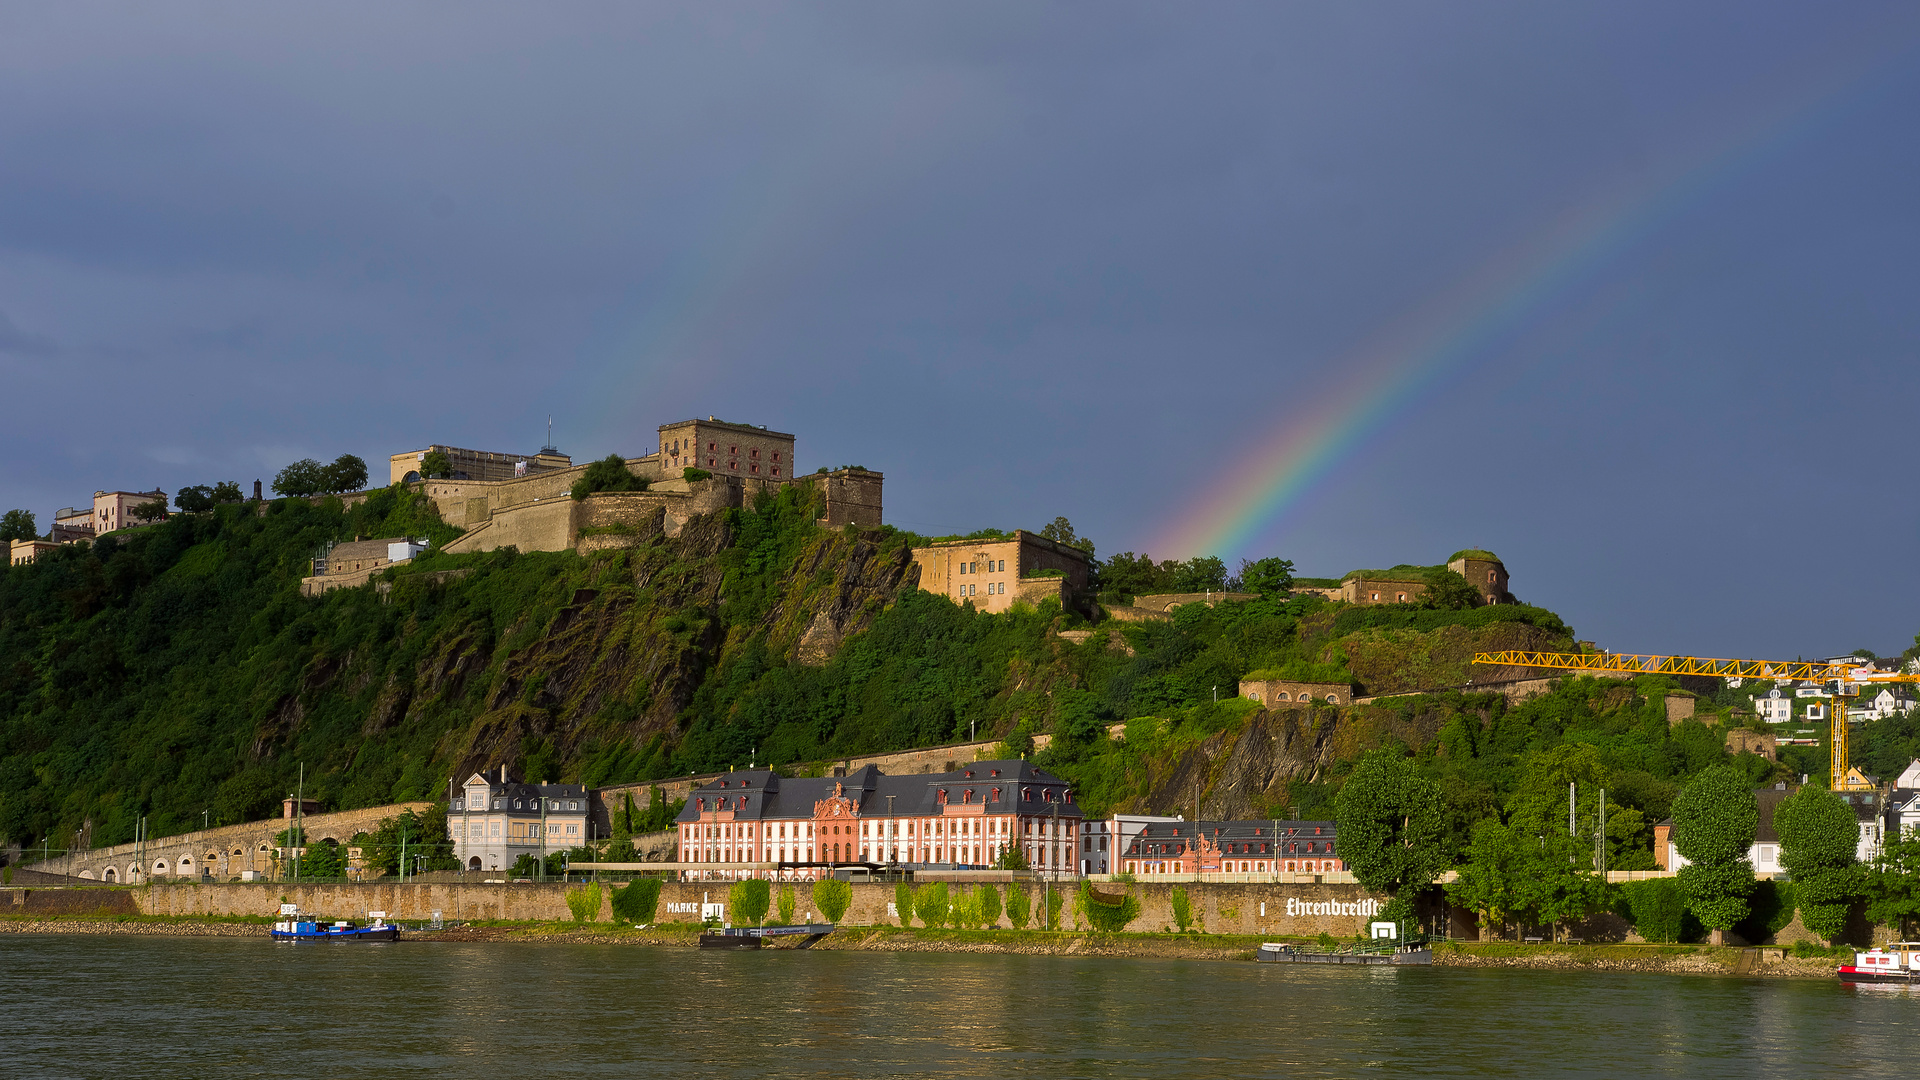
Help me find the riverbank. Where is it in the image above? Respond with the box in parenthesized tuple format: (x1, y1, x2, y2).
(0, 914, 1848, 976)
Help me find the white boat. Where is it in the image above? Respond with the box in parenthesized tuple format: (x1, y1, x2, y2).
(1838, 943, 1920, 984)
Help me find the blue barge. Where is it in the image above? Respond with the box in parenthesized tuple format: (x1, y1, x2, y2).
(271, 906, 400, 942)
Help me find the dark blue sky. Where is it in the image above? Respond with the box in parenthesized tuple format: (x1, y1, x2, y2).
(2, 3, 1916, 659)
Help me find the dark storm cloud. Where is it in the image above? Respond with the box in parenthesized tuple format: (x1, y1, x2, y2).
(2, 2, 1917, 657)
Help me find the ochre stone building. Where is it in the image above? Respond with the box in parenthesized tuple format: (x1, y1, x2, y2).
(909, 530, 1092, 616)
(1239, 677, 1354, 707)
(388, 444, 572, 485)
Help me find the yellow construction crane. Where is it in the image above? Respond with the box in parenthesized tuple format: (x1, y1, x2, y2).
(1472, 650, 1920, 790)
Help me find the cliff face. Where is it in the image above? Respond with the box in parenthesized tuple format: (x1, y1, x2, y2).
(305, 512, 922, 790)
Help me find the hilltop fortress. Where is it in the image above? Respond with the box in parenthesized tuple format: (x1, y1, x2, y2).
(408, 417, 883, 558)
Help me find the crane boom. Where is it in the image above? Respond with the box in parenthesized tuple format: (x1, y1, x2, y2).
(1472, 650, 1920, 791)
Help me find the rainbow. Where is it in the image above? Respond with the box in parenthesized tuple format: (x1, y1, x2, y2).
(1151, 28, 1918, 562)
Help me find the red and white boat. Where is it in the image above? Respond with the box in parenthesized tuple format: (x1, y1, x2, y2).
(1838, 943, 1920, 984)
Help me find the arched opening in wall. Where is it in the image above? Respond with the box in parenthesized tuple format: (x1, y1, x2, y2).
(128, 864, 140, 881)
(469, 857, 482, 871)
(177, 856, 192, 877)
(1277, 692, 1291, 701)
(153, 859, 169, 876)
(103, 868, 116, 882)
(403, 471, 422, 483)
(79, 870, 94, 879)
(1326, 694, 1339, 704)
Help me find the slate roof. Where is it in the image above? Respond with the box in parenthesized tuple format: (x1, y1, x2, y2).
(1123, 819, 1336, 858)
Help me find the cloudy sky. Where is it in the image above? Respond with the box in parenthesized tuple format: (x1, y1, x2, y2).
(3, 3, 1917, 658)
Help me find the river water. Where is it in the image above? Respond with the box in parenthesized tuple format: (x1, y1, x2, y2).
(2, 934, 1910, 1078)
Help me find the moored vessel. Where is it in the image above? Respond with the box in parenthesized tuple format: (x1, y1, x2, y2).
(270, 905, 401, 943)
(1256, 940, 1431, 966)
(1838, 943, 1920, 984)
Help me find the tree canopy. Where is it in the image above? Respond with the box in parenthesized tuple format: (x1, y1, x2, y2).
(1774, 785, 1864, 942)
(1239, 557, 1295, 597)
(0, 509, 36, 542)
(570, 454, 649, 499)
(1671, 764, 1758, 935)
(1335, 748, 1448, 916)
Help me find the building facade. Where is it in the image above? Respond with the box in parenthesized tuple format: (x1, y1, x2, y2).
(92, 489, 168, 535)
(449, 769, 591, 873)
(390, 445, 573, 485)
(675, 760, 1082, 880)
(1239, 677, 1354, 708)
(910, 531, 1093, 616)
(50, 506, 95, 543)
(1117, 819, 1343, 877)
(9, 539, 60, 566)
(657, 418, 795, 481)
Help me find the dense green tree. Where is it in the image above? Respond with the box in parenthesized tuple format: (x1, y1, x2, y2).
(273, 458, 327, 497)
(611, 877, 663, 923)
(812, 877, 853, 923)
(570, 454, 648, 499)
(1336, 748, 1449, 921)
(776, 884, 797, 925)
(1447, 818, 1528, 939)
(1865, 831, 1920, 937)
(129, 500, 168, 523)
(1172, 556, 1228, 593)
(298, 840, 344, 879)
(894, 880, 914, 926)
(1238, 557, 1295, 597)
(1671, 764, 1758, 942)
(1039, 517, 1095, 556)
(977, 882, 1002, 927)
(322, 454, 369, 494)
(915, 880, 950, 928)
(211, 481, 244, 504)
(1775, 785, 1865, 942)
(1419, 568, 1482, 610)
(419, 451, 452, 479)
(0, 509, 35, 542)
(174, 486, 224, 513)
(1006, 883, 1032, 929)
(728, 878, 771, 926)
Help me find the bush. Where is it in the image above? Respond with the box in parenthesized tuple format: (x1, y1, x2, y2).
(683, 467, 712, 482)
(894, 880, 914, 927)
(813, 877, 853, 923)
(950, 887, 979, 930)
(571, 454, 649, 500)
(729, 878, 771, 926)
(977, 884, 1002, 927)
(1079, 883, 1140, 933)
(1045, 887, 1063, 930)
(1171, 886, 1193, 932)
(777, 884, 797, 925)
(566, 884, 603, 923)
(611, 877, 663, 923)
(1006, 883, 1032, 930)
(1616, 878, 1699, 943)
(916, 881, 951, 928)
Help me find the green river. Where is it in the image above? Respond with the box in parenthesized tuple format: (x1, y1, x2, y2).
(1, 934, 1908, 1077)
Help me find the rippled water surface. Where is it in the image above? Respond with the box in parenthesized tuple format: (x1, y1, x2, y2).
(1, 934, 1911, 1078)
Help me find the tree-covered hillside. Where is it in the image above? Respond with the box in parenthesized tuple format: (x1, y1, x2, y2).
(5, 480, 1913, 871)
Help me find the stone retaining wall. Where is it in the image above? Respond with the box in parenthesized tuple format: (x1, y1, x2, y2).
(108, 879, 1414, 937)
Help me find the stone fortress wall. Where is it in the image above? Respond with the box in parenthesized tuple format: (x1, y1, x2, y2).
(35, 802, 432, 884)
(407, 417, 882, 558)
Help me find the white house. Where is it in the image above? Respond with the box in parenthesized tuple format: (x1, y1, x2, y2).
(1854, 689, 1916, 722)
(1756, 689, 1794, 723)
(1667, 784, 1886, 875)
